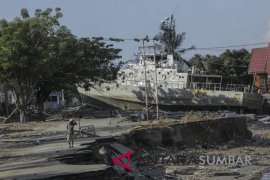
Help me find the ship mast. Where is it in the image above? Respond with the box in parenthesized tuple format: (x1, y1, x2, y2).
(141, 37, 159, 121)
(154, 46, 159, 120)
(142, 37, 149, 121)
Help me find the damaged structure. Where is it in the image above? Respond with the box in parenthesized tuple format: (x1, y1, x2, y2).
(1, 108, 270, 179)
(79, 45, 262, 112)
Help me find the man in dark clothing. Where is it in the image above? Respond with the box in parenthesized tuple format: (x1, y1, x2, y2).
(67, 119, 77, 148)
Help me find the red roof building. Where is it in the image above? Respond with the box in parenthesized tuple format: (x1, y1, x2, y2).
(248, 44, 270, 92)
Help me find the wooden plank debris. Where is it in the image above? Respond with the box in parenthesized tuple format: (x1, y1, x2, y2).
(1, 107, 18, 124)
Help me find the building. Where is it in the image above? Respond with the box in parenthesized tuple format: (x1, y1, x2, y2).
(248, 44, 270, 112)
(43, 90, 65, 112)
(248, 43, 270, 93)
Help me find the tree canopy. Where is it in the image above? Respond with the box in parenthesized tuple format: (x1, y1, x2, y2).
(154, 15, 194, 59)
(0, 8, 121, 122)
(189, 49, 252, 85)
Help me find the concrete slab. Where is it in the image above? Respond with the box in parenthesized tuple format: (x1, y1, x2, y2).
(0, 163, 109, 180)
(0, 137, 104, 179)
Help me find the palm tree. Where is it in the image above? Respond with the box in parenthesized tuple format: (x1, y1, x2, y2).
(189, 54, 206, 74)
(154, 15, 194, 59)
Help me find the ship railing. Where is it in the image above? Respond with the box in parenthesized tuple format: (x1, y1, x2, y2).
(124, 80, 187, 89)
(160, 81, 187, 89)
(189, 82, 221, 91)
(123, 80, 255, 93)
(225, 84, 250, 92)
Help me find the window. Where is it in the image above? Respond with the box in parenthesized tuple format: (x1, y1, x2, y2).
(51, 96, 58, 102)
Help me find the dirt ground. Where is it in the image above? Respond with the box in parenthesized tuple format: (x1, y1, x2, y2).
(0, 113, 270, 179)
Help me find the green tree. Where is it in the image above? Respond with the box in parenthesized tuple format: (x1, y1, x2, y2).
(35, 36, 121, 113)
(0, 8, 62, 122)
(194, 49, 252, 85)
(204, 54, 226, 75)
(0, 8, 121, 122)
(189, 54, 205, 73)
(154, 15, 194, 59)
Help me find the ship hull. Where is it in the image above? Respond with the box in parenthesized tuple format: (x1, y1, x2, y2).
(78, 83, 262, 112)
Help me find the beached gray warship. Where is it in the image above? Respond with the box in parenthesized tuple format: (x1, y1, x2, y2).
(78, 45, 262, 112)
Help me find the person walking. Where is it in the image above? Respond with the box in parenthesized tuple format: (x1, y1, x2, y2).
(67, 119, 77, 148)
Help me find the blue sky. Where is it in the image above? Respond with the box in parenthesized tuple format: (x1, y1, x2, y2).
(1, 0, 270, 61)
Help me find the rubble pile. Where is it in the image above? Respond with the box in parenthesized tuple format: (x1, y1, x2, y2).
(122, 116, 252, 148)
(181, 111, 221, 123)
(1, 111, 270, 179)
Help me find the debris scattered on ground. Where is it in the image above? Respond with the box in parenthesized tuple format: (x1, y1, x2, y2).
(0, 110, 269, 179)
(181, 111, 221, 123)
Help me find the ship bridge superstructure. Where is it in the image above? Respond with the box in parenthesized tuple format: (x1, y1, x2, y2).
(117, 46, 191, 89)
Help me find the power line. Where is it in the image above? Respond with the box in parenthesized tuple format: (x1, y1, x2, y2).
(192, 42, 269, 50)
(91, 36, 269, 51)
(193, 48, 254, 52)
(208, 62, 248, 67)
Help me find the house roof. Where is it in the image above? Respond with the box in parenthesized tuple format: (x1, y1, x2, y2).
(248, 44, 270, 74)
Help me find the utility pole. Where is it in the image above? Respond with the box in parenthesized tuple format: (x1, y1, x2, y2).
(78, 117, 81, 138)
(154, 46, 159, 120)
(142, 37, 149, 121)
